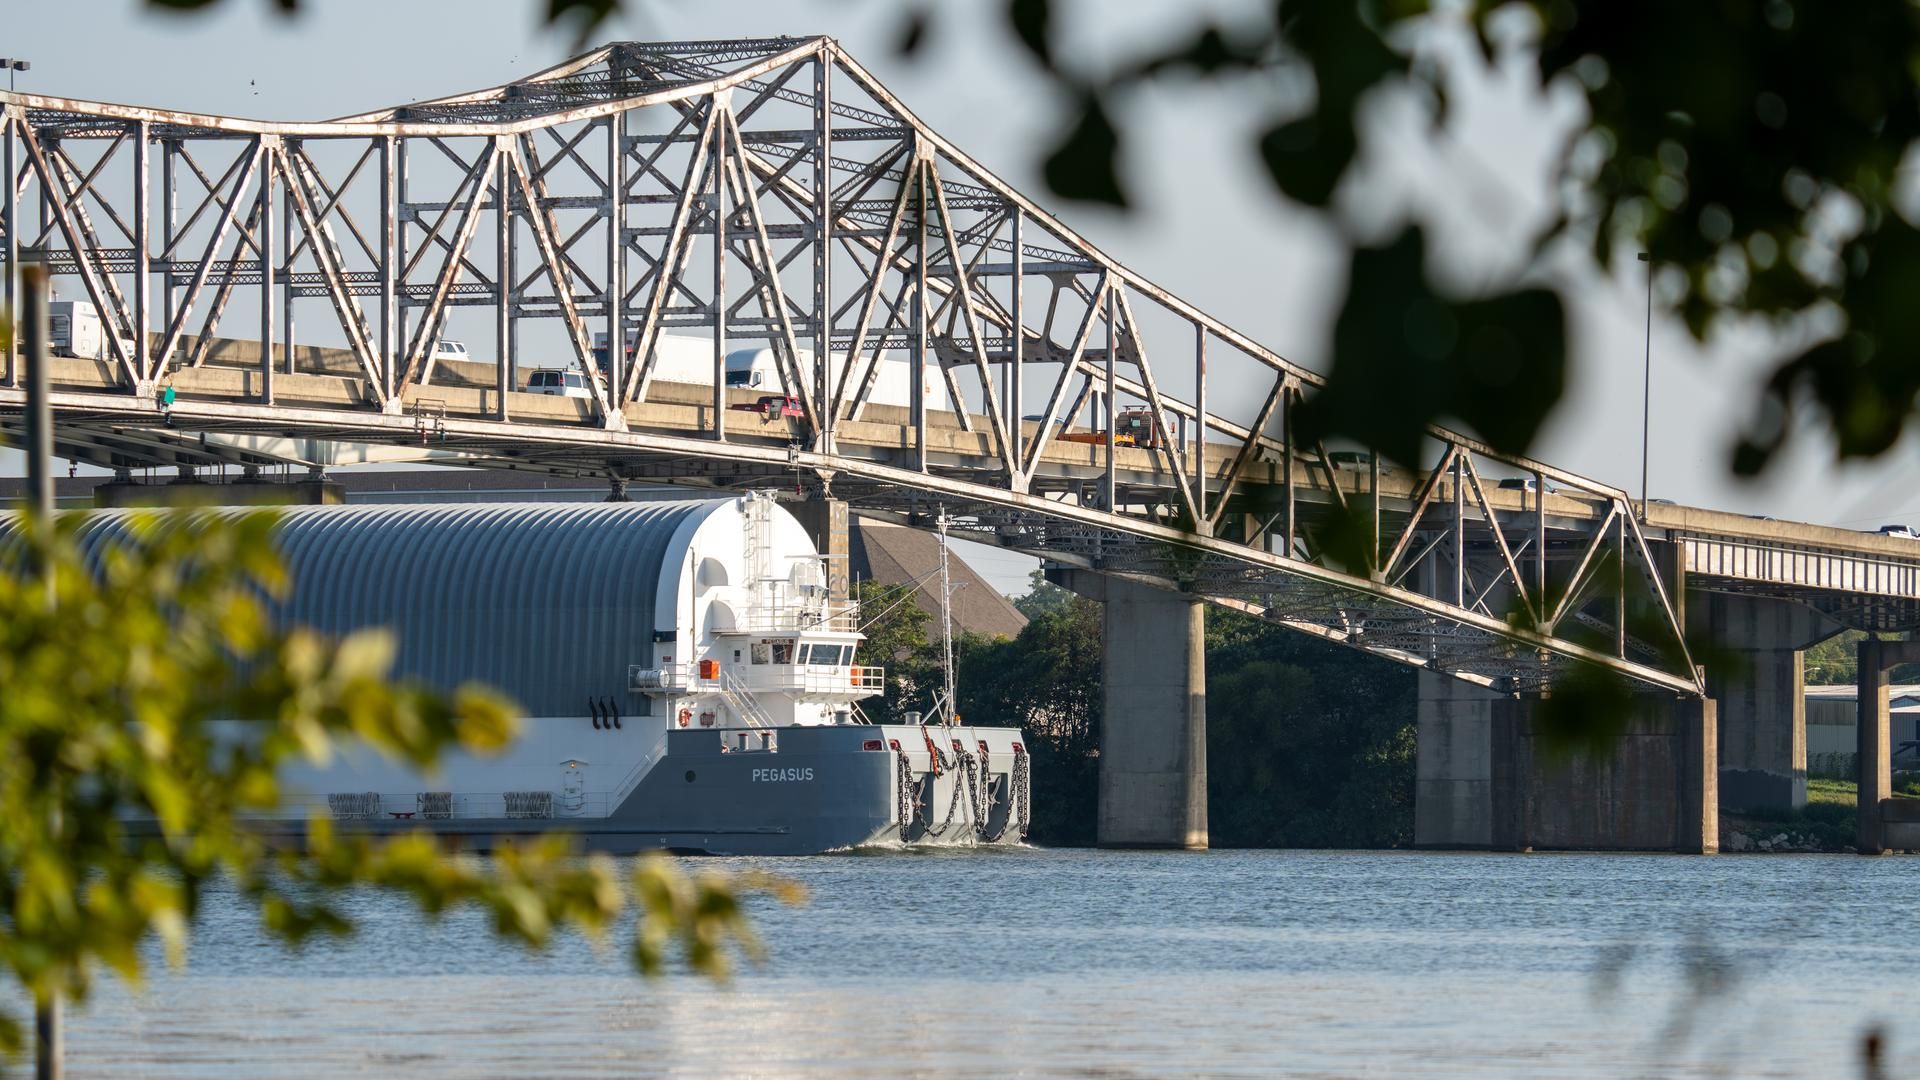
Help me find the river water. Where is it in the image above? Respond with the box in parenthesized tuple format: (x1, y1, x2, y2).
(43, 848, 1920, 1078)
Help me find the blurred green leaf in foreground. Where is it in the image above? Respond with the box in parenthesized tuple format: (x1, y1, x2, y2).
(0, 510, 802, 1064)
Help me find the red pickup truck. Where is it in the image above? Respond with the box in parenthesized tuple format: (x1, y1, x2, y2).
(729, 394, 804, 420)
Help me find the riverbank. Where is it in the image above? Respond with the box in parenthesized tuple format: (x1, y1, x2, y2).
(1722, 778, 1859, 852)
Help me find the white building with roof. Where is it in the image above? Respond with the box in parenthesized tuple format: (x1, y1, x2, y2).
(1805, 684, 1920, 777)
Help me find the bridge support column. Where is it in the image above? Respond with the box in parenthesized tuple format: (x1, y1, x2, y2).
(1415, 671, 1497, 847)
(1690, 594, 1840, 814)
(1415, 677, 1717, 852)
(1049, 569, 1207, 848)
(1856, 637, 1920, 853)
(790, 497, 849, 601)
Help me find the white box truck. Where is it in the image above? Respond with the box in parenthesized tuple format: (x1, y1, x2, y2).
(591, 331, 951, 411)
(49, 300, 132, 362)
(723, 344, 951, 411)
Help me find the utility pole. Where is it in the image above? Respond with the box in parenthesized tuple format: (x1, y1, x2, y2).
(1638, 250, 1653, 520)
(24, 253, 52, 539)
(22, 251, 60, 1080)
(12, 52, 55, 1077)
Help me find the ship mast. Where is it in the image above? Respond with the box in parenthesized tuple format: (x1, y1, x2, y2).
(937, 506, 956, 726)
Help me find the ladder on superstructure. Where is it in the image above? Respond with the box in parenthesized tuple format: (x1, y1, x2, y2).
(719, 668, 776, 730)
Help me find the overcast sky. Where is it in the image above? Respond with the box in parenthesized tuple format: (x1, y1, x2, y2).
(7, 0, 1920, 594)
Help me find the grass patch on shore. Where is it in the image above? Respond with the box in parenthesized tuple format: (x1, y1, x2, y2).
(1809, 778, 1857, 809)
(1809, 775, 1920, 805)
(1727, 779, 1858, 850)
(1731, 776, 1920, 850)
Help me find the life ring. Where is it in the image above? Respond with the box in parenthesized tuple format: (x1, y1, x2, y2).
(678, 708, 692, 728)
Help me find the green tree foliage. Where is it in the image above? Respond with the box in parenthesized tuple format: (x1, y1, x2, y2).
(851, 578, 939, 723)
(1803, 630, 1865, 686)
(959, 593, 1104, 845)
(1011, 567, 1075, 620)
(1203, 610, 1417, 847)
(1801, 630, 1920, 686)
(0, 511, 796, 1061)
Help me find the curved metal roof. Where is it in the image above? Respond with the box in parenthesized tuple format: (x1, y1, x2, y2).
(271, 501, 725, 715)
(39, 501, 732, 716)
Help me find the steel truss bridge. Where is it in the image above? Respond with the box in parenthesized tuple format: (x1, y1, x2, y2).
(3, 37, 1918, 697)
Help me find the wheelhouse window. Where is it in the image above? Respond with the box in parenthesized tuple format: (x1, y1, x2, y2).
(753, 638, 801, 664)
(794, 643, 854, 666)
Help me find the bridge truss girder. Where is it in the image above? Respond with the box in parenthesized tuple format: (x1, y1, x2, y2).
(0, 37, 1703, 696)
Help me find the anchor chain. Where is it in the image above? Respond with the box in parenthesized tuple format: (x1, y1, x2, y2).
(988, 751, 1032, 842)
(969, 743, 995, 837)
(923, 750, 973, 839)
(896, 751, 918, 842)
(1015, 751, 1031, 838)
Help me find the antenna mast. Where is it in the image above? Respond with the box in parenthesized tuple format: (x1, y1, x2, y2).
(937, 506, 956, 725)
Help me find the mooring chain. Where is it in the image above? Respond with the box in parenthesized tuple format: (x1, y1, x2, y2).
(975, 744, 995, 835)
(963, 744, 992, 837)
(960, 750, 982, 837)
(896, 751, 918, 842)
(923, 749, 972, 839)
(1014, 751, 1032, 839)
(986, 751, 1031, 843)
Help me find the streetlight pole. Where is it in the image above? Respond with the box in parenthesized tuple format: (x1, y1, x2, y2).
(0, 58, 31, 94)
(1637, 251, 1653, 521)
(21, 252, 58, 1080)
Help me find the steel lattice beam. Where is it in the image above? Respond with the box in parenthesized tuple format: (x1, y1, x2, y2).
(2, 36, 1831, 697)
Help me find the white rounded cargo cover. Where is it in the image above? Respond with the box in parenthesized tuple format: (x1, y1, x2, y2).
(268, 501, 736, 716)
(35, 500, 743, 716)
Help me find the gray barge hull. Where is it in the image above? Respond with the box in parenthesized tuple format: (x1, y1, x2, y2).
(249, 724, 1031, 856)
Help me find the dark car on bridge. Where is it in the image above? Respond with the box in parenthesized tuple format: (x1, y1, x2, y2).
(1497, 476, 1561, 494)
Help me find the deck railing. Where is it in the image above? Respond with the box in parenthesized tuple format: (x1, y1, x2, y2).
(272, 790, 618, 822)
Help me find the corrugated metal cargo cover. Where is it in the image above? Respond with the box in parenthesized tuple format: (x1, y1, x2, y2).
(54, 501, 726, 716)
(271, 502, 721, 715)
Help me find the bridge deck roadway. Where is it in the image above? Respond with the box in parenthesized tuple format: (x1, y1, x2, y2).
(7, 334, 1917, 687)
(94, 339, 1920, 613)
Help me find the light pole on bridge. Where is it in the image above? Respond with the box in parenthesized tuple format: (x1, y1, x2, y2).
(1637, 250, 1653, 521)
(0, 59, 30, 93)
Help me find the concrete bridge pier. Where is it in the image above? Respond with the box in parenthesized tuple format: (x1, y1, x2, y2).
(1049, 569, 1208, 849)
(1416, 672, 1718, 852)
(1414, 673, 1499, 847)
(1689, 594, 1839, 814)
(1856, 637, 1920, 853)
(789, 497, 850, 599)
